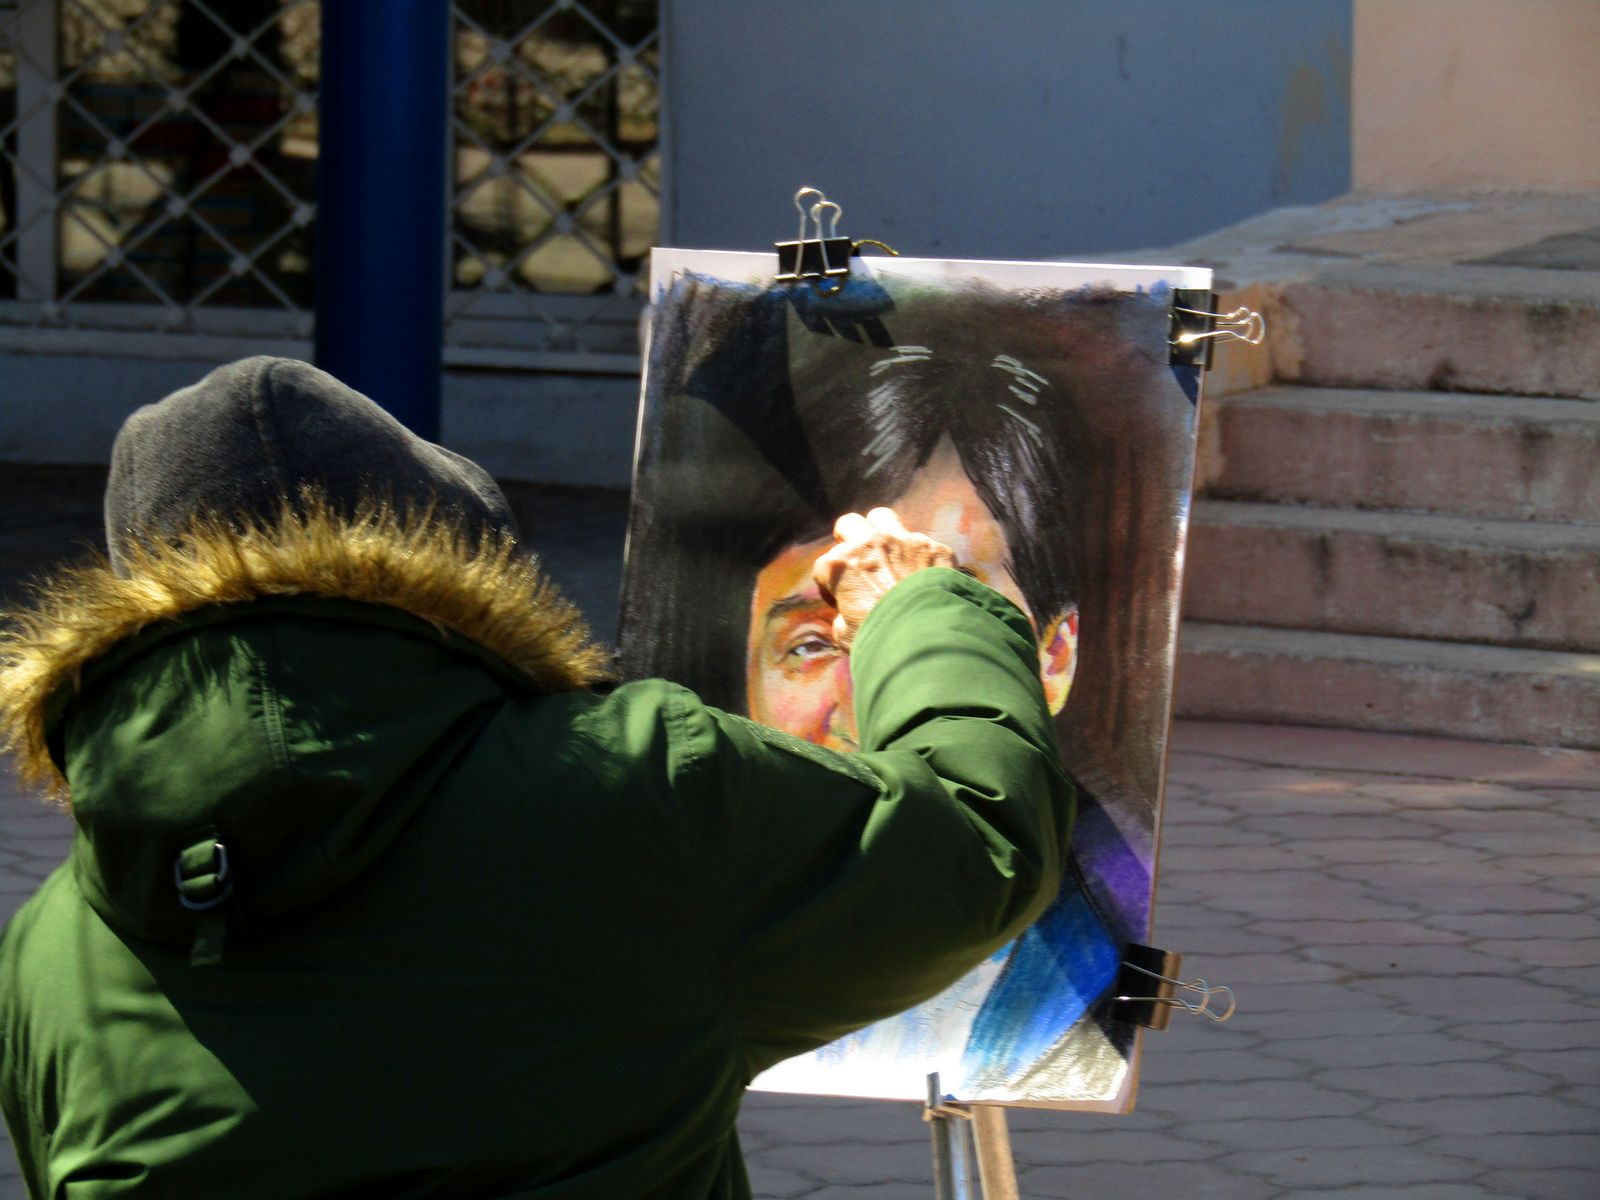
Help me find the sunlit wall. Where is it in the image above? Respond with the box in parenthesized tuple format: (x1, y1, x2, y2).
(662, 0, 1353, 259)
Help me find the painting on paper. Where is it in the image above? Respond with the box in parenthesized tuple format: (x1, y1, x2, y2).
(619, 249, 1209, 1110)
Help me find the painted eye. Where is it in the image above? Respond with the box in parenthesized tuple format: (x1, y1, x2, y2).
(782, 629, 838, 664)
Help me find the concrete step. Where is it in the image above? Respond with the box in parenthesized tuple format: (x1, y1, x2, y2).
(1182, 501, 1600, 652)
(1198, 386, 1600, 523)
(1174, 623, 1600, 749)
(1268, 264, 1600, 400)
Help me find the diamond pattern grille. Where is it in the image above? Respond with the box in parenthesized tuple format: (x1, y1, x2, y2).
(1, 19, 17, 298)
(1, 0, 318, 331)
(0, 0, 659, 362)
(449, 0, 659, 358)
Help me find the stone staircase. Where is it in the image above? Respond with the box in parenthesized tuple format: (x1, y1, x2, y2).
(1162, 193, 1600, 748)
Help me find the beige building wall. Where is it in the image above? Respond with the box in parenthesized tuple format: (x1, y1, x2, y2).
(1354, 0, 1600, 191)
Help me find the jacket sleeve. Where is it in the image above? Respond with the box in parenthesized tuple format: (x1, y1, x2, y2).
(667, 568, 1075, 1076)
(0, 933, 46, 1200)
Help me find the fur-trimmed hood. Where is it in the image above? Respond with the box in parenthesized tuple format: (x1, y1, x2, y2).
(1, 497, 613, 798)
(0, 499, 614, 946)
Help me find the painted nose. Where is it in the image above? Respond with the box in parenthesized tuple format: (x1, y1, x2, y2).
(827, 657, 859, 750)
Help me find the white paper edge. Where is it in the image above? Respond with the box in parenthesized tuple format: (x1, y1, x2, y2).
(649, 247, 1212, 298)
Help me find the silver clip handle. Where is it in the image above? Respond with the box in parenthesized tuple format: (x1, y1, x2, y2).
(1116, 961, 1237, 1022)
(1172, 305, 1266, 347)
(810, 199, 842, 241)
(793, 186, 826, 241)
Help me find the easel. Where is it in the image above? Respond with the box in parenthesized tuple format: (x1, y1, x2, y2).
(924, 1075, 1020, 1200)
(767, 184, 1253, 1199)
(920, 947, 1235, 1199)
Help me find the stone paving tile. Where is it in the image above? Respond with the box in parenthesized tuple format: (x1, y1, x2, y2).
(1151, 926, 1298, 959)
(1135, 1044, 1306, 1084)
(744, 1161, 821, 1199)
(1234, 812, 1449, 842)
(1530, 964, 1600, 995)
(1308, 941, 1524, 977)
(1245, 1007, 1445, 1044)
(1450, 1019, 1600, 1053)
(1160, 843, 1310, 871)
(1166, 822, 1281, 848)
(1480, 1168, 1597, 1200)
(1173, 1114, 1421, 1152)
(754, 1137, 932, 1187)
(1369, 1094, 1596, 1137)
(1346, 975, 1595, 1028)
(1300, 837, 1492, 866)
(1003, 1123, 1218, 1164)
(1510, 1046, 1600, 1085)
(1430, 910, 1600, 940)
(1412, 807, 1580, 835)
(1426, 1131, 1600, 1171)
(1314, 1059, 1554, 1102)
(1022, 1158, 1283, 1200)
(1543, 874, 1600, 905)
(1184, 951, 1342, 984)
(1308, 1187, 1511, 1200)
(1441, 829, 1598, 857)
(1326, 858, 1543, 890)
(1256, 1030, 1499, 1070)
(6, 716, 1600, 1198)
(1254, 918, 1471, 948)
(1548, 792, 1600, 818)
(1356, 780, 1561, 809)
(1232, 1144, 1484, 1189)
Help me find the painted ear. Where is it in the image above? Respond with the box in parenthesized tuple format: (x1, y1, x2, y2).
(1036, 608, 1079, 716)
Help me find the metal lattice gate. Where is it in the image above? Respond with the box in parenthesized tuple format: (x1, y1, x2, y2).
(0, 0, 658, 368)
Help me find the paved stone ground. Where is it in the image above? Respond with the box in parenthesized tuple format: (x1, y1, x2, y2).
(738, 721, 1600, 1200)
(2, 471, 1596, 1197)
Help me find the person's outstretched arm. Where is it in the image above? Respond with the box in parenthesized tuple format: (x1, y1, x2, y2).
(668, 509, 1075, 1076)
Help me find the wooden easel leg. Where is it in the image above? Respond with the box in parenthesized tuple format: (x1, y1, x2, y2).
(927, 1074, 958, 1200)
(927, 1074, 1017, 1199)
(971, 1107, 1020, 1200)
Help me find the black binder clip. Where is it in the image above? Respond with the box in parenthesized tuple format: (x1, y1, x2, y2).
(1169, 288, 1266, 369)
(1112, 943, 1235, 1031)
(775, 186, 898, 295)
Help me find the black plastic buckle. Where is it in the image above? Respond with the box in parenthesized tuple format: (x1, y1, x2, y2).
(175, 840, 235, 911)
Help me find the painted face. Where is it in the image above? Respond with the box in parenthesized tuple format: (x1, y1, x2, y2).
(745, 442, 1077, 751)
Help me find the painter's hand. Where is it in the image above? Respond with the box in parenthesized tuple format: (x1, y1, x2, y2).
(812, 507, 958, 650)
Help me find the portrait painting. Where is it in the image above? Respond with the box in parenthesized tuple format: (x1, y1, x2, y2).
(619, 249, 1210, 1110)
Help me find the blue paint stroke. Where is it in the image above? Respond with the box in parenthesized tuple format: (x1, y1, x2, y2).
(960, 883, 1123, 1085)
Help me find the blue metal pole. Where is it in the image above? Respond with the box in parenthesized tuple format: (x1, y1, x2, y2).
(315, 0, 449, 440)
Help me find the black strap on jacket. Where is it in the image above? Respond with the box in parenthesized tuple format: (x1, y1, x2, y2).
(174, 825, 234, 967)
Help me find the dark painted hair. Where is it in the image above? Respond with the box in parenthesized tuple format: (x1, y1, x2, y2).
(620, 270, 1188, 833)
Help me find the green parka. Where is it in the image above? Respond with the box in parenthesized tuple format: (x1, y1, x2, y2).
(0, 506, 1072, 1198)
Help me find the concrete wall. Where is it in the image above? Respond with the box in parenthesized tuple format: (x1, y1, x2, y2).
(1354, 0, 1600, 192)
(663, 0, 1352, 258)
(0, 350, 638, 487)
